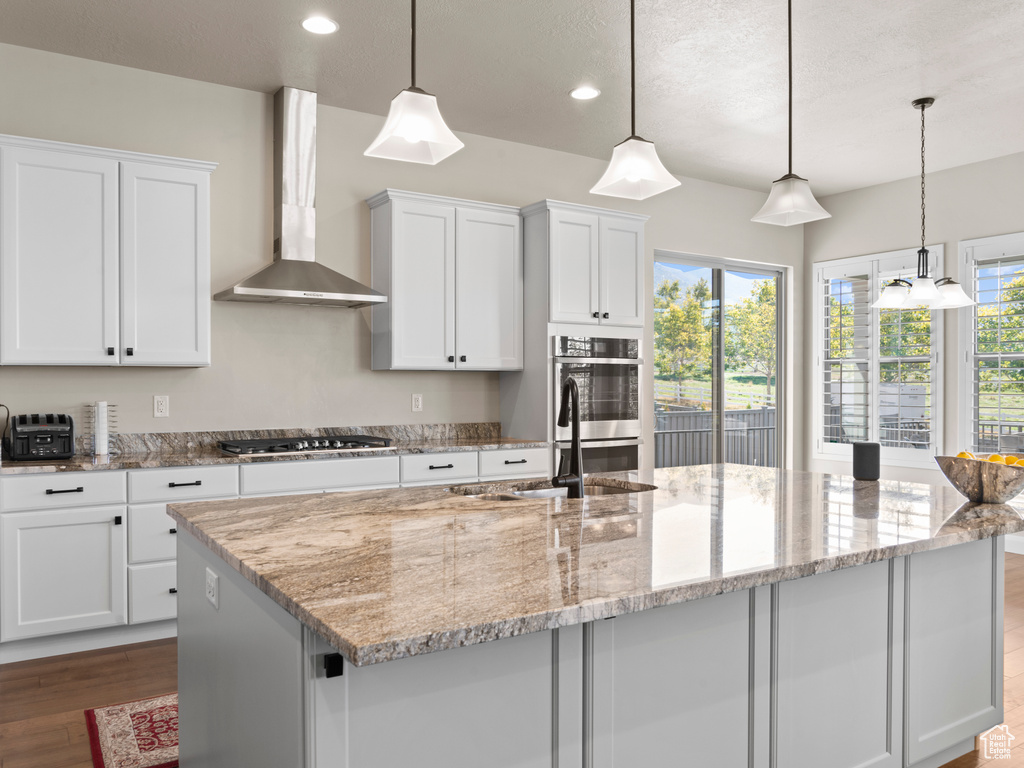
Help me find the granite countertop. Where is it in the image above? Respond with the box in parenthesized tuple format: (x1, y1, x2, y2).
(167, 464, 1024, 667)
(0, 423, 546, 474)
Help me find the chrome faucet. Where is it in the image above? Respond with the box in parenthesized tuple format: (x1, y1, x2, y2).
(552, 376, 584, 499)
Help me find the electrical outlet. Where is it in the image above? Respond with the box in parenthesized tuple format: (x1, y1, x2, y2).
(412, 393, 423, 412)
(205, 567, 219, 609)
(154, 395, 170, 418)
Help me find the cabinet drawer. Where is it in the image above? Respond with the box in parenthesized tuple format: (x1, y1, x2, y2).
(478, 448, 550, 479)
(401, 452, 478, 484)
(128, 465, 238, 503)
(0, 471, 126, 512)
(241, 456, 400, 496)
(128, 562, 177, 624)
(128, 503, 179, 564)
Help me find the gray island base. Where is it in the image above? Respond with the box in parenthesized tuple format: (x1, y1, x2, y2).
(169, 465, 1020, 768)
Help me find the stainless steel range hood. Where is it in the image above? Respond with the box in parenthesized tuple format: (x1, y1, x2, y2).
(215, 87, 386, 308)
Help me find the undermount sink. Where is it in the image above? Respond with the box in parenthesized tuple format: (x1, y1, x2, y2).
(455, 479, 657, 501)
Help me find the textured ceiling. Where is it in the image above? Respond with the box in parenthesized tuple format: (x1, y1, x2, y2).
(3, 0, 1024, 195)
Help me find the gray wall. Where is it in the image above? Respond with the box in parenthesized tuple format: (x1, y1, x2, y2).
(804, 151, 1024, 482)
(0, 43, 803, 469)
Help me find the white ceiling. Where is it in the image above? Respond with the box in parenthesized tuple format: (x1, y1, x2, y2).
(4, 0, 1024, 196)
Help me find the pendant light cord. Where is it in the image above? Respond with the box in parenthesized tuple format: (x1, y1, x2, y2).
(411, 0, 417, 88)
(787, 0, 793, 176)
(630, 0, 636, 137)
(920, 101, 927, 252)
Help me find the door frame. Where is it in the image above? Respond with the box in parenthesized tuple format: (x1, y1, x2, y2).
(652, 249, 789, 469)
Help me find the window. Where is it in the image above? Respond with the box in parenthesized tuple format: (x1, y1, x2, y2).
(814, 246, 944, 467)
(962, 232, 1024, 454)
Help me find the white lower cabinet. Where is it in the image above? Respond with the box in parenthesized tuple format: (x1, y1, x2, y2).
(478, 447, 549, 479)
(129, 562, 178, 624)
(400, 452, 478, 486)
(0, 504, 127, 641)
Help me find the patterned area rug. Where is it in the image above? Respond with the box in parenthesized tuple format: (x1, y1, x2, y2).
(85, 693, 178, 768)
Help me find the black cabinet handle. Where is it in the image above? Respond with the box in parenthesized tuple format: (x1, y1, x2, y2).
(460, 355, 467, 362)
(592, 311, 599, 318)
(429, 464, 454, 470)
(46, 486, 84, 495)
(505, 459, 528, 465)
(107, 347, 115, 356)
(169, 527, 177, 534)
(168, 480, 202, 488)
(448, 355, 455, 363)
(602, 312, 609, 319)
(114, 515, 122, 525)
(126, 347, 134, 356)
(169, 587, 178, 594)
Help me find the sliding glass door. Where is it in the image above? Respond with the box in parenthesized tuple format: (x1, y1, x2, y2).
(653, 254, 783, 468)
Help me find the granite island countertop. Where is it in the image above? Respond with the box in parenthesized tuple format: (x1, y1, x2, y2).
(167, 463, 1024, 667)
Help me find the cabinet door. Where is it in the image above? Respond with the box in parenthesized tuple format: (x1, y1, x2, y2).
(1, 505, 127, 641)
(905, 538, 1002, 765)
(455, 208, 522, 370)
(391, 200, 456, 369)
(549, 209, 600, 324)
(0, 146, 120, 364)
(775, 558, 903, 768)
(120, 162, 211, 366)
(599, 216, 644, 326)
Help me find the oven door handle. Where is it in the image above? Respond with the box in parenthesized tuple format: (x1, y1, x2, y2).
(554, 438, 643, 449)
(554, 357, 643, 366)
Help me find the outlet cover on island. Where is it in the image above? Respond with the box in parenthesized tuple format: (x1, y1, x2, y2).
(154, 395, 169, 418)
(412, 394, 423, 412)
(205, 567, 219, 609)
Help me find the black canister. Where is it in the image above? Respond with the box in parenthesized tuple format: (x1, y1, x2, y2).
(853, 441, 880, 481)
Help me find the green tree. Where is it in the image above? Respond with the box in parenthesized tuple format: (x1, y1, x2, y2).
(729, 279, 777, 399)
(654, 278, 711, 394)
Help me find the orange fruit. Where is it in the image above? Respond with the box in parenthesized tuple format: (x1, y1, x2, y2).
(956, 451, 975, 459)
(1008, 457, 1019, 466)
(989, 454, 1005, 462)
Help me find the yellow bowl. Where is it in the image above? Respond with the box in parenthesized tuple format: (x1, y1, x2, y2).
(935, 455, 1024, 504)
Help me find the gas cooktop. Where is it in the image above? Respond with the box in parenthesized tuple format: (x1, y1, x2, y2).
(218, 435, 393, 457)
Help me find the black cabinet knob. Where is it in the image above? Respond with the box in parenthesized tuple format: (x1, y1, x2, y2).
(169, 587, 178, 594)
(107, 347, 115, 356)
(460, 355, 467, 362)
(448, 355, 454, 363)
(169, 527, 177, 534)
(114, 515, 123, 525)
(602, 312, 609, 319)
(592, 312, 599, 318)
(126, 347, 134, 356)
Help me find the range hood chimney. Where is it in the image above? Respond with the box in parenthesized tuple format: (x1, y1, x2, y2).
(215, 87, 386, 308)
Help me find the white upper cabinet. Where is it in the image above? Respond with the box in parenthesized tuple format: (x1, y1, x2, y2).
(0, 147, 120, 364)
(120, 162, 211, 366)
(455, 207, 523, 370)
(529, 201, 647, 327)
(0, 135, 215, 366)
(369, 190, 523, 371)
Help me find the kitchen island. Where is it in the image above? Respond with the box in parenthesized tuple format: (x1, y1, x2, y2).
(169, 464, 1024, 768)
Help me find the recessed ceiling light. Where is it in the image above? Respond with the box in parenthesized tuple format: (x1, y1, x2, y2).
(302, 16, 339, 34)
(570, 85, 601, 100)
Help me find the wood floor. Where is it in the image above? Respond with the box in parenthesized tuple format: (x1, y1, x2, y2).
(3, 556, 1024, 767)
(0, 637, 176, 767)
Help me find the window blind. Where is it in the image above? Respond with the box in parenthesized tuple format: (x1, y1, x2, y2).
(822, 274, 871, 444)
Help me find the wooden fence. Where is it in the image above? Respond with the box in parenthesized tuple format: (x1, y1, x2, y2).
(654, 406, 777, 468)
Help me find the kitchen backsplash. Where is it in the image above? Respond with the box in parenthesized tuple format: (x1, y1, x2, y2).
(75, 422, 503, 456)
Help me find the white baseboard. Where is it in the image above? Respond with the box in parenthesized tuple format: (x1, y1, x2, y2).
(1005, 533, 1024, 556)
(0, 620, 176, 664)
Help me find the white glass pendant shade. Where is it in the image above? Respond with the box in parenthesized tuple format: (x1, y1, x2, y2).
(590, 136, 681, 200)
(936, 280, 975, 308)
(905, 276, 941, 308)
(872, 281, 911, 309)
(364, 88, 464, 165)
(751, 174, 831, 226)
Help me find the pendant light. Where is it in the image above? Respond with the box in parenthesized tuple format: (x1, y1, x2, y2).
(872, 98, 974, 310)
(590, 0, 680, 200)
(364, 0, 463, 165)
(751, 0, 830, 226)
